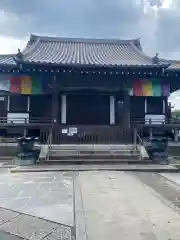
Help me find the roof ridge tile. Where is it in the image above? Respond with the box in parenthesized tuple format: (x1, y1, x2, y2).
(30, 34, 140, 45)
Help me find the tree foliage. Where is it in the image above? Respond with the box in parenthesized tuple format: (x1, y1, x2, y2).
(172, 110, 180, 119)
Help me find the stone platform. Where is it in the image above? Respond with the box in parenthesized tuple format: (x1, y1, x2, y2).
(10, 163, 179, 173)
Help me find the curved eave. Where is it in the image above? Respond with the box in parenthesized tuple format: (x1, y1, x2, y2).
(163, 67, 180, 77)
(0, 61, 20, 73)
(165, 68, 180, 72)
(19, 60, 169, 69)
(0, 64, 16, 68)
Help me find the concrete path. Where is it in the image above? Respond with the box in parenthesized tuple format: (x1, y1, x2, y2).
(0, 172, 74, 226)
(1, 170, 180, 239)
(76, 171, 180, 240)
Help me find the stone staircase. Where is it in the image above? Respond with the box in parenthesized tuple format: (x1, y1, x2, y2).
(46, 144, 142, 163)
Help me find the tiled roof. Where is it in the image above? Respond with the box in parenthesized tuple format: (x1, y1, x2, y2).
(20, 34, 157, 67)
(0, 54, 16, 65)
(167, 62, 180, 70)
(160, 59, 180, 71)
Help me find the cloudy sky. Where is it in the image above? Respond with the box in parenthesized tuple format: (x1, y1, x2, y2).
(0, 0, 179, 107)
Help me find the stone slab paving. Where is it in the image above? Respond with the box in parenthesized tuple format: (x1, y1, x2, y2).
(0, 172, 74, 226)
(0, 207, 72, 240)
(0, 214, 59, 240)
(2, 170, 180, 239)
(42, 226, 72, 240)
(160, 173, 180, 187)
(76, 171, 180, 240)
(0, 208, 19, 225)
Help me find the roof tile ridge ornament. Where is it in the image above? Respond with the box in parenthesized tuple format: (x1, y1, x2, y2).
(11, 49, 24, 69)
(12, 49, 23, 64)
(152, 53, 160, 64)
(16, 49, 24, 62)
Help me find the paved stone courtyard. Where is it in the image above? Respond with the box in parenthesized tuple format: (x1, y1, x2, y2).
(0, 171, 74, 240)
(0, 170, 180, 239)
(0, 172, 74, 226)
(0, 208, 72, 240)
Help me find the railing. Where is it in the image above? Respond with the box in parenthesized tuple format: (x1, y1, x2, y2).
(133, 127, 143, 146)
(0, 117, 52, 125)
(132, 118, 180, 125)
(0, 136, 16, 143)
(53, 125, 134, 144)
(0, 127, 50, 144)
(136, 132, 144, 146)
(133, 127, 145, 161)
(39, 128, 50, 144)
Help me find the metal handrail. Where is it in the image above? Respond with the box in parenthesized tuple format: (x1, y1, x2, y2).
(136, 132, 144, 146)
(133, 127, 143, 147)
(132, 118, 180, 125)
(135, 130, 145, 161)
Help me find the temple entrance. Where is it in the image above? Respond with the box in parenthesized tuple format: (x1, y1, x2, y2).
(130, 97, 145, 122)
(30, 95, 52, 119)
(66, 93, 110, 125)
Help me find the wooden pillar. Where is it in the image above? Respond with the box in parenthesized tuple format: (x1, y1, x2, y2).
(145, 98, 147, 114)
(163, 99, 165, 114)
(61, 95, 67, 124)
(123, 80, 130, 128)
(110, 95, 115, 124)
(7, 95, 10, 112)
(133, 127, 137, 145)
(51, 76, 59, 144)
(27, 96, 30, 112)
(52, 76, 59, 124)
(149, 128, 153, 139)
(6, 95, 10, 124)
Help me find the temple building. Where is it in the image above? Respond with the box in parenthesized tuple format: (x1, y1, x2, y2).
(0, 34, 179, 143)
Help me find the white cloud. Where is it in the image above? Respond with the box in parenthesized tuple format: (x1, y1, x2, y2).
(0, 35, 27, 54)
(0, 0, 179, 108)
(161, 0, 172, 8)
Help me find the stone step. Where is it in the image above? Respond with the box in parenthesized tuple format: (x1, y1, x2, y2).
(46, 157, 141, 163)
(50, 149, 139, 155)
(0, 156, 13, 160)
(49, 153, 140, 161)
(50, 148, 138, 152)
(49, 144, 136, 151)
(47, 144, 141, 163)
(49, 149, 140, 155)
